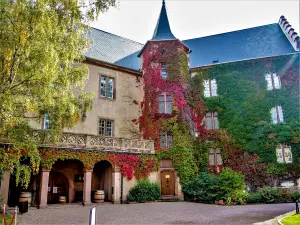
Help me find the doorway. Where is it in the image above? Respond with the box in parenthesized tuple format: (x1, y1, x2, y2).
(47, 172, 68, 204)
(161, 170, 175, 196)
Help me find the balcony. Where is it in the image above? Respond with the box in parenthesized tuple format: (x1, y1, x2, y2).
(32, 130, 155, 154)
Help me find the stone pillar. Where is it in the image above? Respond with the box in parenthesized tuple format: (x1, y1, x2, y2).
(112, 166, 121, 204)
(83, 168, 93, 206)
(0, 170, 11, 204)
(39, 168, 50, 209)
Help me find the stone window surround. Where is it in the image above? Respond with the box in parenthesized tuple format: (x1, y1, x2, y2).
(99, 74, 116, 100)
(98, 117, 115, 137)
(159, 93, 172, 114)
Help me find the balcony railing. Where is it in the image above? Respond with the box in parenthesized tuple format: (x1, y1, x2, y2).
(32, 130, 155, 154)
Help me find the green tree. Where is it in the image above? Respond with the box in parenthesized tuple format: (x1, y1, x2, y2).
(0, 0, 115, 187)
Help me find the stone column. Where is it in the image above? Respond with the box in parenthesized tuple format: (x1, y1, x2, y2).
(0, 170, 10, 204)
(83, 168, 93, 206)
(39, 168, 50, 209)
(112, 165, 121, 204)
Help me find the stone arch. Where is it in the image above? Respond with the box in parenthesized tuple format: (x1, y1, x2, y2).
(92, 160, 113, 202)
(50, 159, 84, 203)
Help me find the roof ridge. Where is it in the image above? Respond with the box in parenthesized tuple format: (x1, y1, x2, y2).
(89, 26, 144, 46)
(183, 23, 278, 41)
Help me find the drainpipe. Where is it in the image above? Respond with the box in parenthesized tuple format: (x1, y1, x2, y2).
(120, 173, 123, 204)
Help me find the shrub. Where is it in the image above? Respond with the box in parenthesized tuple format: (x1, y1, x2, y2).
(280, 189, 293, 203)
(247, 192, 263, 204)
(258, 187, 281, 203)
(127, 179, 160, 203)
(183, 167, 247, 205)
(291, 191, 300, 202)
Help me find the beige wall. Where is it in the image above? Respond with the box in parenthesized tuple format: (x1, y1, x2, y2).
(122, 172, 158, 201)
(64, 64, 143, 138)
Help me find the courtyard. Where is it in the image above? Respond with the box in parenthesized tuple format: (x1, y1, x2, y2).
(18, 202, 294, 225)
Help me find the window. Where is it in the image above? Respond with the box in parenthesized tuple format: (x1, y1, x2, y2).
(265, 73, 281, 90)
(276, 144, 292, 163)
(159, 131, 173, 149)
(271, 105, 284, 124)
(161, 63, 167, 80)
(205, 112, 219, 130)
(159, 94, 172, 114)
(100, 76, 114, 99)
(203, 79, 217, 97)
(208, 149, 223, 166)
(43, 114, 50, 130)
(99, 119, 114, 136)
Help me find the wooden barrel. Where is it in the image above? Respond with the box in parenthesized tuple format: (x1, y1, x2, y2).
(94, 190, 104, 203)
(19, 192, 32, 206)
(59, 196, 67, 204)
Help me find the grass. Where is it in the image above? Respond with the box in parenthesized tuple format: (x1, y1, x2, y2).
(281, 214, 300, 225)
(0, 214, 13, 225)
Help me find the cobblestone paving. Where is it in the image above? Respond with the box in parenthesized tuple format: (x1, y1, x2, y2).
(18, 202, 294, 225)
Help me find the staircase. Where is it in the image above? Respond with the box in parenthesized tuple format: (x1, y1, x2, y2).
(159, 195, 181, 202)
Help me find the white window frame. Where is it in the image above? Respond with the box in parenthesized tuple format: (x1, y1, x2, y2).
(203, 79, 217, 97)
(158, 94, 172, 114)
(271, 105, 284, 124)
(98, 118, 114, 137)
(208, 148, 223, 166)
(276, 144, 292, 163)
(205, 112, 219, 130)
(100, 75, 114, 99)
(159, 131, 173, 149)
(265, 73, 281, 90)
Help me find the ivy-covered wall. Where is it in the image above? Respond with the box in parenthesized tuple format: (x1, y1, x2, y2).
(191, 53, 300, 187)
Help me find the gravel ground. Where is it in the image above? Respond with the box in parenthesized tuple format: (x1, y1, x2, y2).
(18, 202, 294, 225)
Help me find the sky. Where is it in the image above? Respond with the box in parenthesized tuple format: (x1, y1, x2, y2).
(91, 0, 300, 44)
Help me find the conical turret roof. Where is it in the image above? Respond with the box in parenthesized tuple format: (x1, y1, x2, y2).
(151, 0, 176, 41)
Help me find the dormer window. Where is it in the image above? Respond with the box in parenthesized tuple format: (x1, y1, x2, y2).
(159, 94, 172, 114)
(161, 63, 167, 80)
(271, 105, 284, 124)
(276, 144, 292, 163)
(265, 73, 281, 90)
(203, 79, 217, 97)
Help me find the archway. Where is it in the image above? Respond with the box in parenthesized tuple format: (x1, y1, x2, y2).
(50, 159, 84, 203)
(92, 161, 112, 202)
(47, 171, 68, 204)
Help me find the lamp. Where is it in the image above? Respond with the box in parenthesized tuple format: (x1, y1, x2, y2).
(82, 112, 87, 121)
(165, 175, 170, 179)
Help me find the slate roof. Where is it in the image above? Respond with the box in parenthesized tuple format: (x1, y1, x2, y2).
(151, 0, 176, 41)
(84, 27, 143, 71)
(183, 23, 298, 68)
(85, 23, 298, 72)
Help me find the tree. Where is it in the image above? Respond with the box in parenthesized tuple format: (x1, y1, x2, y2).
(0, 0, 115, 187)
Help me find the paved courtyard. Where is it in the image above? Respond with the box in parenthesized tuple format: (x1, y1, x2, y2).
(18, 202, 294, 225)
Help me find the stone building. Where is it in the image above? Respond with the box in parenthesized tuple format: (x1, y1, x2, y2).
(1, 0, 299, 207)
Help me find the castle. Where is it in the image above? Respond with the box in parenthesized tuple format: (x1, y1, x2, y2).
(1, 0, 299, 208)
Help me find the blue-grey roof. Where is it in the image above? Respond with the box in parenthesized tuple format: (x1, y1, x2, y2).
(151, 0, 176, 41)
(183, 23, 297, 68)
(85, 23, 297, 72)
(85, 27, 143, 71)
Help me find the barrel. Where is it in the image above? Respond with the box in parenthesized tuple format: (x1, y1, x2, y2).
(59, 196, 67, 204)
(94, 190, 105, 203)
(19, 192, 32, 206)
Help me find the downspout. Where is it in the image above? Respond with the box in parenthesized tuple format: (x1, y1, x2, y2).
(120, 173, 123, 204)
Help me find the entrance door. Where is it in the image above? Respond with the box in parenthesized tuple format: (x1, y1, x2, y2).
(161, 170, 175, 196)
(48, 172, 68, 204)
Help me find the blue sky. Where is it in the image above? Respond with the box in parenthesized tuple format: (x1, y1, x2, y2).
(92, 0, 300, 44)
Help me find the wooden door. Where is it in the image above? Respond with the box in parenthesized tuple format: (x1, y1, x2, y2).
(48, 172, 68, 204)
(161, 170, 175, 196)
